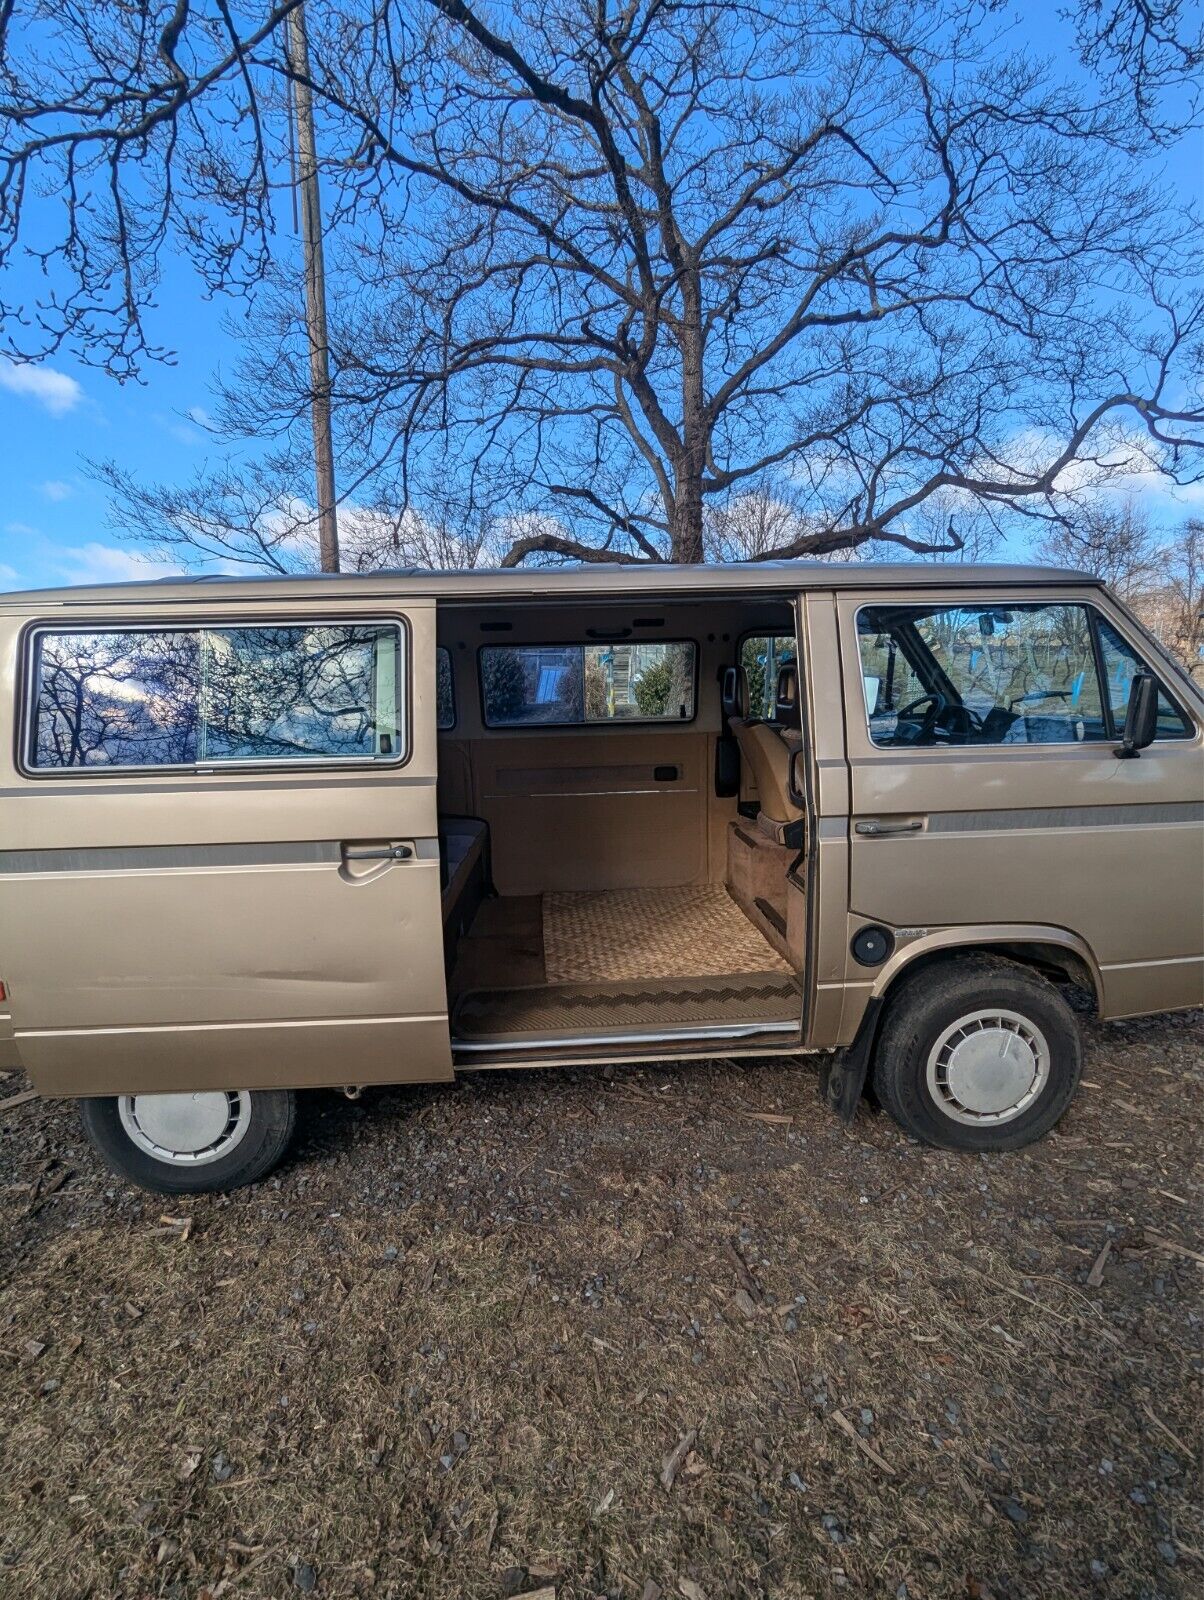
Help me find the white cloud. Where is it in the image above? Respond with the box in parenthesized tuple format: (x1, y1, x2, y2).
(186, 405, 213, 428)
(152, 409, 203, 446)
(52, 542, 185, 586)
(0, 358, 83, 416)
(0, 562, 18, 584)
(40, 479, 74, 502)
(996, 424, 1204, 525)
(4, 521, 39, 537)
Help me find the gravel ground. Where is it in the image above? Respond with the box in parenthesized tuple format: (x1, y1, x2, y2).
(0, 1009, 1201, 1600)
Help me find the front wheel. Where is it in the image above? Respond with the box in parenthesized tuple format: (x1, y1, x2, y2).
(871, 956, 1082, 1152)
(79, 1088, 297, 1194)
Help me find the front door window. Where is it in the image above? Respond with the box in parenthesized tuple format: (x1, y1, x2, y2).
(854, 602, 1190, 748)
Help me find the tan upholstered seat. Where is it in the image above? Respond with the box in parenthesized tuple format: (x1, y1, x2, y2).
(728, 663, 805, 844)
(725, 665, 763, 783)
(742, 726, 804, 842)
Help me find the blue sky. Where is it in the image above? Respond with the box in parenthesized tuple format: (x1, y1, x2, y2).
(1, 4, 1200, 592)
(0, 278, 243, 589)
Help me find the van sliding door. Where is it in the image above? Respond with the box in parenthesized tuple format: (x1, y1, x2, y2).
(0, 604, 452, 1096)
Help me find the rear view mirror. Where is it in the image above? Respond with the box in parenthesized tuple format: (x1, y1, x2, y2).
(1115, 672, 1159, 759)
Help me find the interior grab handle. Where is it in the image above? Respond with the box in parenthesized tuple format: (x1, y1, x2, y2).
(855, 819, 924, 837)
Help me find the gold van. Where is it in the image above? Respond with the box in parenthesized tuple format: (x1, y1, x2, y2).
(1, 561, 1200, 1192)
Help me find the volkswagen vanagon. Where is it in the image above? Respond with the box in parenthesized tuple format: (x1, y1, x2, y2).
(1, 560, 1200, 1192)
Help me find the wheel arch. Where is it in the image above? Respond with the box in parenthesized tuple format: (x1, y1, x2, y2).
(868, 924, 1102, 1013)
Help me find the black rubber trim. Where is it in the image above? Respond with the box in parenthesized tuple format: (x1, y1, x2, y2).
(821, 995, 885, 1123)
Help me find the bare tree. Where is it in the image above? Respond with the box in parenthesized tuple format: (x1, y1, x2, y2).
(91, 448, 504, 573)
(1066, 1, 1203, 136)
(1159, 515, 1204, 672)
(3, 2, 1202, 569)
(1036, 500, 1204, 674)
(1035, 498, 1164, 597)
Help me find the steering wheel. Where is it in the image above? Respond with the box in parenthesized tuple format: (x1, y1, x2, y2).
(894, 691, 947, 741)
(894, 692, 984, 743)
(939, 702, 985, 738)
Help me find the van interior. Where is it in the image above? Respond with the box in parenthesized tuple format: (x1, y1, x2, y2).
(433, 595, 808, 1062)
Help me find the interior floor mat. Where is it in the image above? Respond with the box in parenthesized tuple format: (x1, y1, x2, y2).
(542, 885, 791, 983)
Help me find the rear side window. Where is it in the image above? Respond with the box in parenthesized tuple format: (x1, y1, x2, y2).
(27, 622, 405, 770)
(739, 633, 797, 719)
(481, 641, 696, 727)
(854, 602, 1180, 748)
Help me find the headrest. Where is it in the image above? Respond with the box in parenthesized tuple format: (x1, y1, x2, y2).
(774, 663, 801, 727)
(720, 665, 740, 719)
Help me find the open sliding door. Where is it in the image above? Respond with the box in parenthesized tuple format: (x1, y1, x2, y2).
(0, 598, 453, 1096)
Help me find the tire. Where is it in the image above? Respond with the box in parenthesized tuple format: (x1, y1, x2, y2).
(79, 1088, 297, 1195)
(871, 956, 1082, 1152)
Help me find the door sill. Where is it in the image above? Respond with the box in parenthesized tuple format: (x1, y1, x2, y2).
(453, 1017, 799, 1055)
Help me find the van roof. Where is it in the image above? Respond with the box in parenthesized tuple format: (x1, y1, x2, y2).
(3, 558, 1098, 608)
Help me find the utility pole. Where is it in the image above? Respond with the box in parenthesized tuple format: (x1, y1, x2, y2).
(286, 1, 340, 573)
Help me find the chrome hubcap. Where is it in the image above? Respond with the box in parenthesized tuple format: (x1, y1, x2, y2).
(925, 1010, 1050, 1126)
(118, 1091, 252, 1166)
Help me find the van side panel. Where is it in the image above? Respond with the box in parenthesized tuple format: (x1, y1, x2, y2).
(832, 587, 1204, 1036)
(0, 601, 453, 1096)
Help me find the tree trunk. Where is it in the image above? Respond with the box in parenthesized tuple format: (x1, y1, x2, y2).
(670, 473, 705, 563)
(287, 1, 340, 574)
(672, 294, 707, 564)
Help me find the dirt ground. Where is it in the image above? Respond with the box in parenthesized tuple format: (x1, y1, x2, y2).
(0, 1009, 1201, 1600)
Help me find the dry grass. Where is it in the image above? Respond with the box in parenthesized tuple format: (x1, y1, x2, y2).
(0, 1009, 1201, 1599)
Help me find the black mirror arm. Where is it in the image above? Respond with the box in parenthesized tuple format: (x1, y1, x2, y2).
(1114, 672, 1159, 760)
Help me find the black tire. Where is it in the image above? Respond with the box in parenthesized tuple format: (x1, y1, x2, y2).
(79, 1089, 297, 1195)
(871, 956, 1082, 1152)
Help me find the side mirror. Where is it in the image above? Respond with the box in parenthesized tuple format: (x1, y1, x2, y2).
(1115, 672, 1159, 760)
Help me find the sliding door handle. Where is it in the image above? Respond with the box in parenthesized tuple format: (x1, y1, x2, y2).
(342, 842, 413, 861)
(855, 819, 925, 837)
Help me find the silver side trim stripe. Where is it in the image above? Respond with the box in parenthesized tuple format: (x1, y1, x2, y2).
(923, 802, 1203, 833)
(18, 1012, 447, 1039)
(0, 839, 440, 873)
(0, 774, 437, 798)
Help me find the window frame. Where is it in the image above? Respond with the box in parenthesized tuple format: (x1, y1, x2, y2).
(851, 598, 1195, 752)
(736, 627, 800, 720)
(476, 637, 700, 731)
(435, 644, 456, 732)
(19, 614, 413, 779)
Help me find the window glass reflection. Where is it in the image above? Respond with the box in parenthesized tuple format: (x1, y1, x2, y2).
(857, 604, 1108, 747)
(30, 623, 403, 768)
(33, 630, 201, 768)
(481, 641, 696, 727)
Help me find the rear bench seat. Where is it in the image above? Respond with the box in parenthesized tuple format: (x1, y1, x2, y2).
(439, 816, 491, 959)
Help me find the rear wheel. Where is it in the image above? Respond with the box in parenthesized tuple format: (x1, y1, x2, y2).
(79, 1088, 297, 1194)
(871, 956, 1082, 1151)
